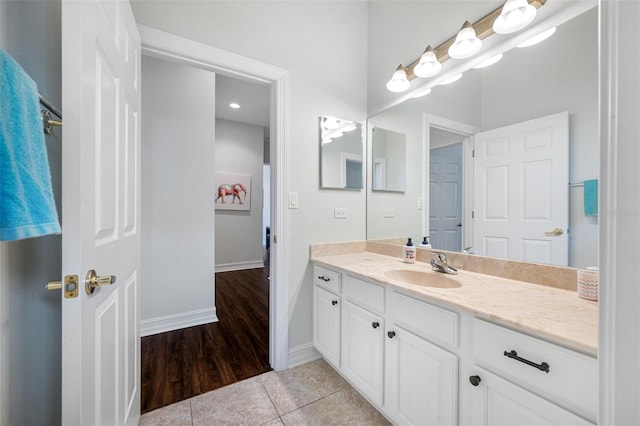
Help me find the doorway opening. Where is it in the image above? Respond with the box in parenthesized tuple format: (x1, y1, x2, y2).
(138, 27, 289, 412)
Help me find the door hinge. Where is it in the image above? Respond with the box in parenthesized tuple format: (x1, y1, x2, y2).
(472, 211, 475, 219)
(273, 234, 277, 244)
(472, 149, 475, 158)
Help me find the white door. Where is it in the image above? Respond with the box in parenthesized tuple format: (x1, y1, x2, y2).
(430, 146, 463, 252)
(473, 112, 569, 265)
(341, 301, 384, 406)
(468, 367, 592, 425)
(62, 0, 141, 424)
(384, 326, 457, 426)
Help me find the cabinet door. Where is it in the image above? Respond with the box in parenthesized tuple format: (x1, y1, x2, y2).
(468, 367, 593, 426)
(341, 300, 384, 405)
(313, 286, 341, 367)
(385, 326, 458, 426)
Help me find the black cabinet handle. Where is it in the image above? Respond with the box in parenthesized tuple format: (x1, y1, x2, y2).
(372, 321, 380, 329)
(469, 375, 481, 386)
(387, 331, 396, 339)
(504, 350, 550, 373)
(317, 276, 331, 282)
(331, 300, 338, 306)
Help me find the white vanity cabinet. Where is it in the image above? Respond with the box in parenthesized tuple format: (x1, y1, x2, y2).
(311, 261, 598, 426)
(312, 265, 342, 367)
(384, 291, 459, 426)
(340, 275, 386, 406)
(467, 319, 597, 425)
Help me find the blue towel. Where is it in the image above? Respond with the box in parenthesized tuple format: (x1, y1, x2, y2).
(0, 49, 61, 241)
(584, 179, 598, 217)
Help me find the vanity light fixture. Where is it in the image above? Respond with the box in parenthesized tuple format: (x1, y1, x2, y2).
(473, 53, 504, 69)
(385, 0, 546, 92)
(386, 64, 411, 93)
(448, 21, 483, 59)
(517, 26, 556, 47)
(493, 0, 537, 34)
(229, 102, 240, 109)
(413, 46, 442, 78)
(438, 73, 463, 85)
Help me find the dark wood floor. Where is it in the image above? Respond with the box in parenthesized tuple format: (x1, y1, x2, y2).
(141, 266, 271, 413)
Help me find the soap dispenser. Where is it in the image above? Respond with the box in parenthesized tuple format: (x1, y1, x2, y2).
(420, 236, 432, 249)
(403, 238, 416, 264)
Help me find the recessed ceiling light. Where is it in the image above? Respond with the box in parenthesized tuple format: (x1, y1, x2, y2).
(473, 53, 504, 69)
(438, 73, 463, 86)
(517, 27, 556, 48)
(229, 103, 240, 109)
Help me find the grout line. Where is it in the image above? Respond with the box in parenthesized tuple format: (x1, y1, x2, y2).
(258, 376, 283, 424)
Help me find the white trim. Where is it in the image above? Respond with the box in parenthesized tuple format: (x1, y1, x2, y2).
(288, 343, 321, 369)
(423, 115, 480, 250)
(140, 308, 218, 337)
(138, 24, 289, 371)
(215, 261, 264, 273)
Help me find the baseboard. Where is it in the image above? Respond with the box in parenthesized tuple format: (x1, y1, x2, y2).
(288, 343, 321, 368)
(140, 307, 218, 337)
(215, 260, 264, 273)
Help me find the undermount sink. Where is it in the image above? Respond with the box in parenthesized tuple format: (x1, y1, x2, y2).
(384, 269, 462, 288)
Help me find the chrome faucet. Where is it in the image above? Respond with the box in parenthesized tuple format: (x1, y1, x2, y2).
(430, 251, 458, 275)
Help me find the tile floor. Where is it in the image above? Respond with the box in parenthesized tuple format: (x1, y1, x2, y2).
(140, 359, 391, 425)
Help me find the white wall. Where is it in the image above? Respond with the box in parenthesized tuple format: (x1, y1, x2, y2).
(480, 8, 598, 268)
(0, 1, 63, 425)
(131, 0, 368, 352)
(215, 118, 264, 271)
(140, 55, 217, 335)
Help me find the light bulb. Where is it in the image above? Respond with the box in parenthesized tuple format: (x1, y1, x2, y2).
(448, 22, 482, 59)
(413, 46, 442, 78)
(493, 0, 537, 34)
(386, 64, 411, 93)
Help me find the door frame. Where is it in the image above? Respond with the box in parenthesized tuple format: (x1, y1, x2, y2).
(138, 25, 290, 371)
(423, 114, 479, 250)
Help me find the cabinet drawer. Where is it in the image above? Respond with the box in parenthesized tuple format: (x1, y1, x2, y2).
(343, 275, 385, 313)
(389, 291, 458, 348)
(473, 319, 597, 421)
(313, 265, 341, 293)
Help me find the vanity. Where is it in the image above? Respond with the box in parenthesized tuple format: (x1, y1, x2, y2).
(311, 243, 597, 426)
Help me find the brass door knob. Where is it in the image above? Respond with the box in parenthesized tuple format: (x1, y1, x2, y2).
(85, 269, 116, 295)
(544, 228, 564, 236)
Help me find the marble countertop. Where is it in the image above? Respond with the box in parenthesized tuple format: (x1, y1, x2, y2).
(312, 251, 598, 357)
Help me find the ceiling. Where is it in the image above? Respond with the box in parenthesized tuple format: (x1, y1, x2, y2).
(215, 74, 270, 128)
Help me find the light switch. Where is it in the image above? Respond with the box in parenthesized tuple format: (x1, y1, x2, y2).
(334, 208, 347, 219)
(384, 208, 395, 218)
(417, 197, 424, 210)
(288, 192, 298, 209)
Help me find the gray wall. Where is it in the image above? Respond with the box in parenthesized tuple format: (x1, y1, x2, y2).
(140, 55, 217, 333)
(215, 118, 265, 269)
(0, 1, 63, 424)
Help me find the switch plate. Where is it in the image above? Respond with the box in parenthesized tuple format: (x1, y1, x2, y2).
(384, 208, 395, 218)
(417, 197, 424, 210)
(334, 208, 347, 219)
(288, 192, 298, 209)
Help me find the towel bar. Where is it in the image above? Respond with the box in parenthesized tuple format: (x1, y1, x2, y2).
(39, 95, 62, 134)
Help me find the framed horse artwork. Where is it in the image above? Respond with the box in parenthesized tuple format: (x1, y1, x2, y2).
(215, 173, 252, 211)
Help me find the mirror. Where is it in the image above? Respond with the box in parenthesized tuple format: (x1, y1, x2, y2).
(320, 116, 364, 190)
(372, 127, 406, 192)
(366, 6, 599, 269)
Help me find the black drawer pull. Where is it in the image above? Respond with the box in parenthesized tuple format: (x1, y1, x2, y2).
(317, 276, 331, 282)
(504, 350, 550, 373)
(469, 375, 481, 386)
(372, 321, 380, 329)
(331, 300, 338, 306)
(387, 331, 396, 339)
